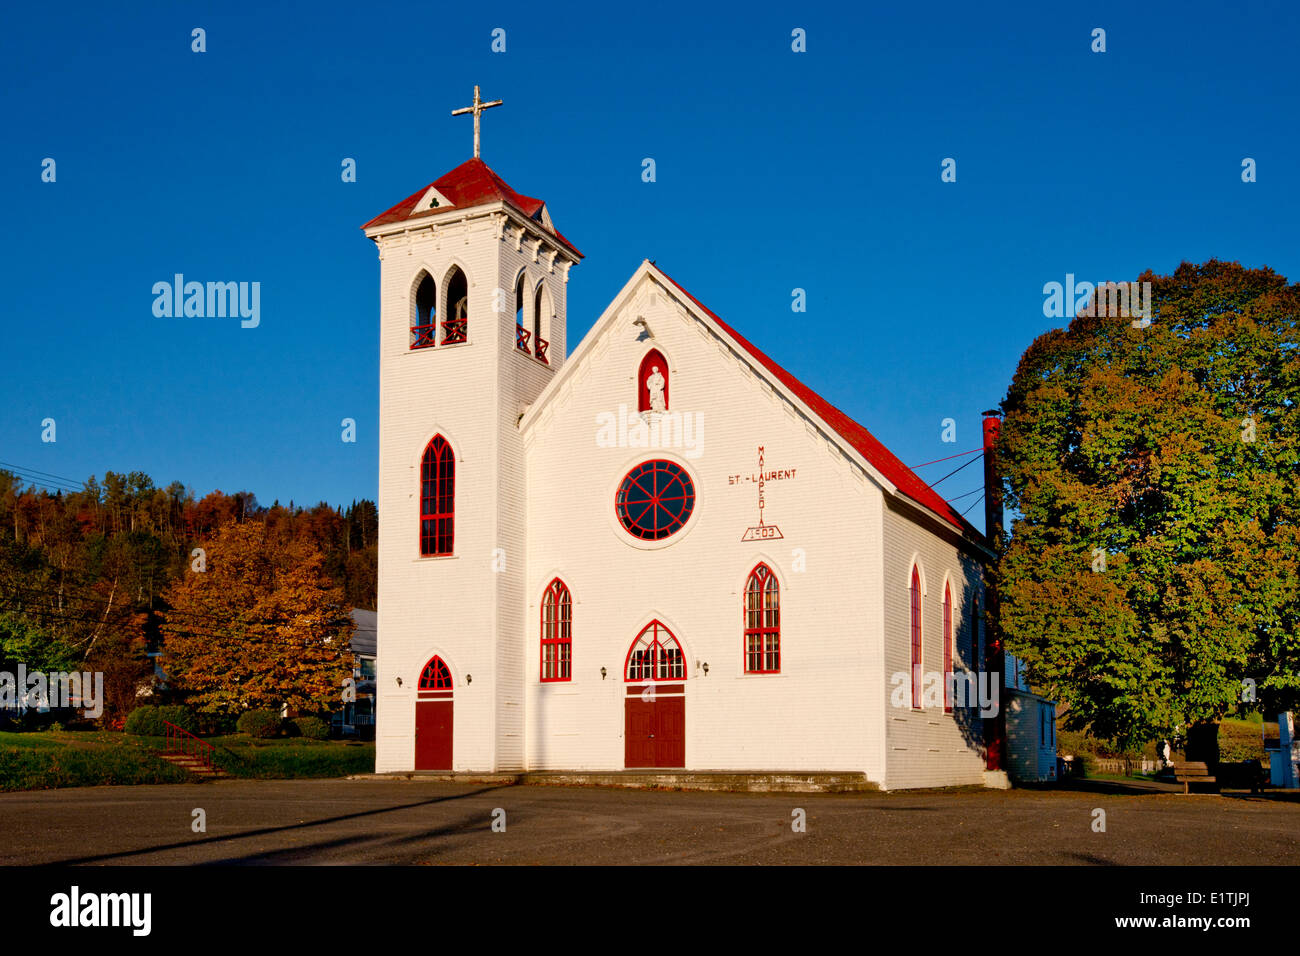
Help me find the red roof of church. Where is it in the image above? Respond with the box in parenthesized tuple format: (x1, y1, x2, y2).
(651, 264, 977, 535)
(362, 158, 582, 258)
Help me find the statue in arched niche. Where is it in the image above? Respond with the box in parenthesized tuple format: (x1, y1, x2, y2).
(645, 365, 666, 412)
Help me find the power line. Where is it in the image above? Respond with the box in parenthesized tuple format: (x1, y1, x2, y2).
(945, 487, 983, 504)
(908, 446, 984, 469)
(0, 461, 87, 488)
(926, 452, 982, 490)
(961, 495, 985, 518)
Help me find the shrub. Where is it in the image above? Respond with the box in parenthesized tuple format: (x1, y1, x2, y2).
(194, 711, 237, 736)
(123, 705, 164, 736)
(157, 705, 199, 734)
(236, 709, 283, 739)
(290, 716, 330, 740)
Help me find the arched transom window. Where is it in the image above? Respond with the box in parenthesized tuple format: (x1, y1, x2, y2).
(625, 620, 684, 681)
(419, 655, 453, 690)
(744, 563, 781, 674)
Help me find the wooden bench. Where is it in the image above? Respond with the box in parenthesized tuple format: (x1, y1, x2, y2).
(1172, 761, 1216, 794)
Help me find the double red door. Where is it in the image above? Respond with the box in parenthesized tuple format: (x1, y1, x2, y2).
(624, 687, 685, 768)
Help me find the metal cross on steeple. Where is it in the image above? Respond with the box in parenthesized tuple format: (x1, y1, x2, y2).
(451, 85, 503, 159)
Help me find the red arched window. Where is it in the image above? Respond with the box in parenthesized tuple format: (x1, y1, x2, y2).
(540, 578, 572, 682)
(910, 566, 922, 709)
(419, 655, 453, 690)
(420, 436, 454, 556)
(638, 349, 669, 412)
(744, 563, 780, 673)
(625, 620, 684, 681)
(943, 583, 953, 713)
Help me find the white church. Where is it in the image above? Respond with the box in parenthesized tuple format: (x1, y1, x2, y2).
(363, 91, 1051, 790)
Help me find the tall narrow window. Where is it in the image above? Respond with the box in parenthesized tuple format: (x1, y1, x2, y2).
(540, 578, 572, 682)
(744, 563, 781, 673)
(943, 583, 953, 713)
(638, 349, 669, 412)
(443, 267, 468, 344)
(514, 272, 530, 354)
(420, 435, 455, 555)
(910, 566, 922, 709)
(412, 273, 437, 349)
(533, 283, 550, 363)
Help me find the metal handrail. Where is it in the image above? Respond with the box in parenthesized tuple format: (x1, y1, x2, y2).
(162, 719, 217, 772)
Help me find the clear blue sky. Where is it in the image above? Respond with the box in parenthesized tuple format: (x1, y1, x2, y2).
(3, 0, 1297, 527)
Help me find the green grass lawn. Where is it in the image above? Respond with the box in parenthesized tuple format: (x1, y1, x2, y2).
(0, 730, 374, 791)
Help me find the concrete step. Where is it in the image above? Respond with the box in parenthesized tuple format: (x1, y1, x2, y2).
(157, 752, 227, 779)
(355, 770, 879, 793)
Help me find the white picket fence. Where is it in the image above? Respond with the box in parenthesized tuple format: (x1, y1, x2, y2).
(1092, 758, 1158, 775)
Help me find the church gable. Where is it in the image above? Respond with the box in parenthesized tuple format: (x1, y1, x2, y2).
(522, 262, 980, 550)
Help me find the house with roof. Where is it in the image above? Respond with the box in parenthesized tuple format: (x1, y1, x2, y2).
(330, 609, 377, 738)
(363, 96, 1032, 788)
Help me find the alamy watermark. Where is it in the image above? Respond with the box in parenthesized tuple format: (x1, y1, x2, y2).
(152, 274, 260, 328)
(596, 404, 704, 459)
(1043, 274, 1152, 327)
(1, 665, 104, 718)
(890, 669, 1000, 717)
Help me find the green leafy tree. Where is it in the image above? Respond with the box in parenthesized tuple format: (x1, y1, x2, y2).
(998, 260, 1300, 759)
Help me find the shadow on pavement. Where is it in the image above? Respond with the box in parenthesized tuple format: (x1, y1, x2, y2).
(38, 785, 506, 866)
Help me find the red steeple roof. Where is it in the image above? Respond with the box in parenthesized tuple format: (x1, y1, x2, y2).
(651, 264, 977, 535)
(362, 158, 581, 258)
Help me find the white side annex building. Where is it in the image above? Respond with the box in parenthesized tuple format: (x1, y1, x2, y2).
(364, 108, 1045, 790)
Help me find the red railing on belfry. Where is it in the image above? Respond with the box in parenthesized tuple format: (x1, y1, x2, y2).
(163, 720, 217, 772)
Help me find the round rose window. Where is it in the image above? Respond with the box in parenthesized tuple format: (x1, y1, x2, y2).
(615, 460, 696, 540)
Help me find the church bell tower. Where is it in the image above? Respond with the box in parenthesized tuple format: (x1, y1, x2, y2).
(362, 87, 582, 772)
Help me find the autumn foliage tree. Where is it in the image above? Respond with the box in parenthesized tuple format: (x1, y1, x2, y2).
(997, 260, 1300, 760)
(161, 522, 355, 718)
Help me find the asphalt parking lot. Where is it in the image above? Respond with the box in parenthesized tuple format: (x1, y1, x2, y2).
(0, 779, 1295, 865)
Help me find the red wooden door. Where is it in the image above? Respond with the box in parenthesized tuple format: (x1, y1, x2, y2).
(415, 699, 453, 770)
(655, 696, 685, 768)
(625, 697, 656, 768)
(624, 694, 685, 768)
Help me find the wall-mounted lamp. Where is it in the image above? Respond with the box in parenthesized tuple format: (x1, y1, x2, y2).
(396, 676, 403, 687)
(702, 662, 709, 676)
(633, 316, 655, 339)
(600, 667, 607, 680)
(466, 674, 472, 685)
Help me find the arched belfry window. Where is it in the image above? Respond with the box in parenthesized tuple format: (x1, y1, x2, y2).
(910, 566, 922, 709)
(514, 272, 531, 355)
(420, 436, 455, 556)
(533, 283, 550, 364)
(744, 563, 781, 673)
(412, 274, 437, 349)
(638, 349, 669, 412)
(540, 578, 572, 682)
(444, 267, 468, 344)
